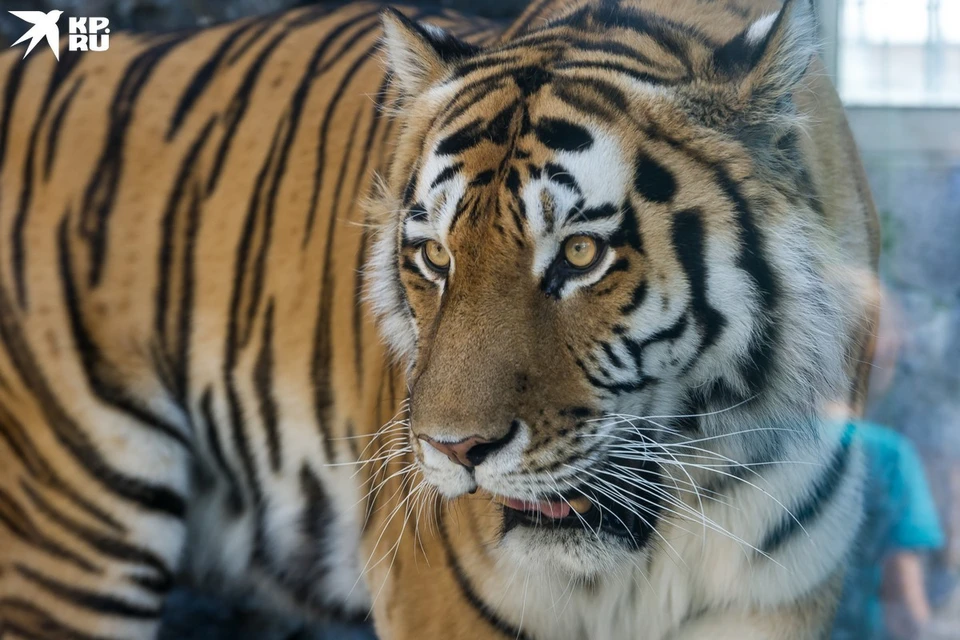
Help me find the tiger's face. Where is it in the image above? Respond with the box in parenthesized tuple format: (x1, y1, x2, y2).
(392, 80, 675, 550)
(369, 4, 859, 575)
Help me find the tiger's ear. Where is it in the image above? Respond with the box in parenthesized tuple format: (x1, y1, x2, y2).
(380, 8, 481, 99)
(710, 0, 819, 118)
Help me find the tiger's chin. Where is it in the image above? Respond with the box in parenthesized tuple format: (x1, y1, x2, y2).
(419, 460, 661, 577)
(494, 508, 632, 579)
(418, 449, 661, 577)
(487, 492, 651, 579)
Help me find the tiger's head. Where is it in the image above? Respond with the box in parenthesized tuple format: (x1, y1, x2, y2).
(367, 0, 872, 576)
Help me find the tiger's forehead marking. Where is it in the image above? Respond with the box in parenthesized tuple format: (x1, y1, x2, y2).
(521, 128, 631, 275)
(414, 153, 468, 245)
(410, 116, 632, 275)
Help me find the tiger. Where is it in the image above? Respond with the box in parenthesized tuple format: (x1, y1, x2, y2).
(0, 0, 880, 638)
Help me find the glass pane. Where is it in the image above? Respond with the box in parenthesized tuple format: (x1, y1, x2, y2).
(840, 0, 960, 105)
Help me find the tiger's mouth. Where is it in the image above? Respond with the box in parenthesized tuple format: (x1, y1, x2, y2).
(489, 464, 662, 548)
(492, 495, 594, 521)
(492, 489, 635, 537)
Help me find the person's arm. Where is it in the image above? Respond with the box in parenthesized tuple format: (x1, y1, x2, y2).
(882, 552, 932, 639)
(875, 427, 945, 639)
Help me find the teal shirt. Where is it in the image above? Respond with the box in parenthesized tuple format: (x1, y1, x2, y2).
(832, 422, 945, 640)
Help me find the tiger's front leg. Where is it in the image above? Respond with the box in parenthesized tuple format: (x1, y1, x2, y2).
(0, 357, 191, 639)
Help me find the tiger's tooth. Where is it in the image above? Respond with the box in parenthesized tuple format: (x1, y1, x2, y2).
(569, 497, 592, 514)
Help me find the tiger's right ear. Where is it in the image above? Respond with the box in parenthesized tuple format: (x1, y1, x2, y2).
(710, 0, 819, 117)
(380, 8, 481, 99)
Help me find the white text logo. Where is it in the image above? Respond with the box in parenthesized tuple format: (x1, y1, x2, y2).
(8, 10, 110, 60)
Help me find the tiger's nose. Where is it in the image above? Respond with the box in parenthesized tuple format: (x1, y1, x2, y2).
(418, 422, 519, 468)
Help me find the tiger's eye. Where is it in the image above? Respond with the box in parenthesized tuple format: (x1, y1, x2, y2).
(422, 240, 450, 272)
(563, 235, 599, 269)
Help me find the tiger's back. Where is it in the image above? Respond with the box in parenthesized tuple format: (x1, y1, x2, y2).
(0, 3, 438, 633)
(0, 2, 878, 639)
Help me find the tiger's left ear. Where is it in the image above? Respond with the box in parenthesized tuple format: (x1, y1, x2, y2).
(380, 8, 481, 99)
(710, 0, 819, 117)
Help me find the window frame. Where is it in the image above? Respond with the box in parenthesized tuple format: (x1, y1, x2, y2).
(816, 0, 960, 157)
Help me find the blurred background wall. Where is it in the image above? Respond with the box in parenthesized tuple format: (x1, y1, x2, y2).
(830, 5, 960, 637)
(822, 3, 960, 617)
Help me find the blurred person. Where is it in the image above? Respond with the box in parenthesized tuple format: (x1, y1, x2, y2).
(832, 422, 944, 640)
(948, 468, 960, 573)
(861, 285, 959, 628)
